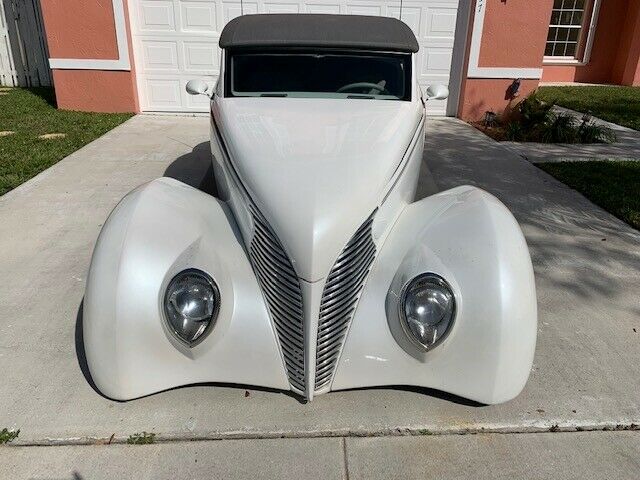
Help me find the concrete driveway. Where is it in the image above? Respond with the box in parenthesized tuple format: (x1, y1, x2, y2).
(1, 115, 639, 478)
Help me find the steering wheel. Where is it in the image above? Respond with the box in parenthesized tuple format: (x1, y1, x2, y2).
(337, 82, 391, 95)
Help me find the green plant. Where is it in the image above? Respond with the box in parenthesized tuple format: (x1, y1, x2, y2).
(541, 113, 579, 143)
(518, 93, 553, 129)
(579, 121, 617, 143)
(0, 428, 20, 444)
(504, 121, 525, 141)
(127, 431, 156, 445)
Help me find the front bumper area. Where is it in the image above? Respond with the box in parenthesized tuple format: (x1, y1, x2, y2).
(84, 178, 536, 404)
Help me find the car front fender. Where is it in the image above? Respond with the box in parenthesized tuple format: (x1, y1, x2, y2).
(83, 177, 289, 400)
(332, 186, 537, 404)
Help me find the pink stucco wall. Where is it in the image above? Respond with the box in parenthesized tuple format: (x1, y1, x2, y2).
(40, 0, 139, 112)
(52, 70, 138, 112)
(458, 0, 552, 121)
(40, 0, 119, 60)
(478, 0, 553, 69)
(459, 78, 540, 121)
(612, 1, 640, 86)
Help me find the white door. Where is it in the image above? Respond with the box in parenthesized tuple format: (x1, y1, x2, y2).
(129, 0, 463, 115)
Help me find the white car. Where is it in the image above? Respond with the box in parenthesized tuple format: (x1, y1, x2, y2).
(84, 14, 537, 404)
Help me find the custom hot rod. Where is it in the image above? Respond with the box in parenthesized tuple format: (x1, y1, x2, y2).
(84, 14, 537, 403)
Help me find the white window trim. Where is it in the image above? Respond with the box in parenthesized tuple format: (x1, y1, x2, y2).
(543, 0, 602, 66)
(467, 0, 543, 79)
(48, 0, 130, 71)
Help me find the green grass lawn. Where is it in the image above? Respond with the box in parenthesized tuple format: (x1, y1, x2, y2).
(0, 88, 133, 196)
(537, 86, 640, 131)
(536, 160, 640, 230)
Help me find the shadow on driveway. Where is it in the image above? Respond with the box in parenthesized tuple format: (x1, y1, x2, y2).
(163, 141, 218, 196)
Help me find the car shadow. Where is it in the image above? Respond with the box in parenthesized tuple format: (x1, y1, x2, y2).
(163, 141, 218, 196)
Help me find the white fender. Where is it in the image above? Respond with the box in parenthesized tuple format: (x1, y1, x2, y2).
(83, 177, 289, 400)
(332, 186, 537, 404)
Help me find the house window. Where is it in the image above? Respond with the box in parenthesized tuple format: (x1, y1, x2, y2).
(545, 0, 591, 59)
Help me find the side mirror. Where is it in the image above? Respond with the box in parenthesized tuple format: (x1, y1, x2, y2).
(186, 79, 211, 98)
(425, 84, 449, 101)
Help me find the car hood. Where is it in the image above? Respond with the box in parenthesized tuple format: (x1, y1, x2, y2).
(216, 97, 423, 282)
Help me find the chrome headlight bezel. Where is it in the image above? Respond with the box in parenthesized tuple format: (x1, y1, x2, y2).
(398, 272, 456, 351)
(163, 269, 220, 348)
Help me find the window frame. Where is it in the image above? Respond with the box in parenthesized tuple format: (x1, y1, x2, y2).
(543, 0, 602, 66)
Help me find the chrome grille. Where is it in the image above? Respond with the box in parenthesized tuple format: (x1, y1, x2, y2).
(248, 205, 306, 394)
(315, 213, 377, 391)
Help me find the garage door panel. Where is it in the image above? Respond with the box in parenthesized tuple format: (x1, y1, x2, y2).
(222, 2, 258, 22)
(425, 5, 457, 38)
(263, 3, 301, 13)
(388, 7, 421, 34)
(131, 0, 462, 113)
(138, 0, 176, 31)
(141, 41, 180, 72)
(139, 37, 219, 73)
(305, 4, 341, 14)
(180, 2, 219, 32)
(183, 41, 219, 72)
(421, 47, 453, 75)
(425, 98, 446, 115)
(144, 77, 182, 107)
(345, 5, 382, 16)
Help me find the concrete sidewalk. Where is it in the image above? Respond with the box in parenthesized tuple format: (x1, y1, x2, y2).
(1, 432, 639, 479)
(0, 115, 639, 477)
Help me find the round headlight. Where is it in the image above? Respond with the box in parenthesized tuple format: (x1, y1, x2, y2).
(399, 273, 456, 350)
(164, 269, 220, 347)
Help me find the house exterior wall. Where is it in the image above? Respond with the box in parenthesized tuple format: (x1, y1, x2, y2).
(50, 70, 138, 112)
(38, 0, 639, 117)
(40, 0, 138, 112)
(541, 0, 639, 85)
(458, 0, 553, 121)
(612, 0, 640, 86)
(41, 0, 119, 59)
(478, 0, 552, 69)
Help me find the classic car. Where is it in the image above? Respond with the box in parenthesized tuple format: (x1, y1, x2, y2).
(83, 14, 537, 404)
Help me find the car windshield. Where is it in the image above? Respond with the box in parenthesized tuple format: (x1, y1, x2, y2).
(226, 50, 411, 100)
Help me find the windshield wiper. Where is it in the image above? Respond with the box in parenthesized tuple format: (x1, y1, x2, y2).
(347, 95, 374, 99)
(260, 93, 288, 97)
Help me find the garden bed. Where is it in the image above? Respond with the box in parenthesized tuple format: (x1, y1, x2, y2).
(471, 93, 616, 144)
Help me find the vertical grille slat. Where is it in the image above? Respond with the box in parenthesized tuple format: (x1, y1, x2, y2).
(249, 205, 306, 395)
(315, 213, 377, 392)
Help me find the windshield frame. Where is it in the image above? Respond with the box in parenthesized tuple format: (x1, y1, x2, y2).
(224, 48, 412, 101)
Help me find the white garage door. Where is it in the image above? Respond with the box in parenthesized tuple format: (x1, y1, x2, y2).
(129, 0, 463, 115)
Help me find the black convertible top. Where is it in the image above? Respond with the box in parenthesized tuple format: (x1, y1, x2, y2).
(219, 14, 419, 53)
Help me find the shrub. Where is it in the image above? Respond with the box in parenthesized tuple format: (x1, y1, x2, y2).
(579, 121, 617, 143)
(541, 113, 580, 143)
(473, 91, 619, 144)
(504, 121, 525, 141)
(518, 93, 554, 129)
